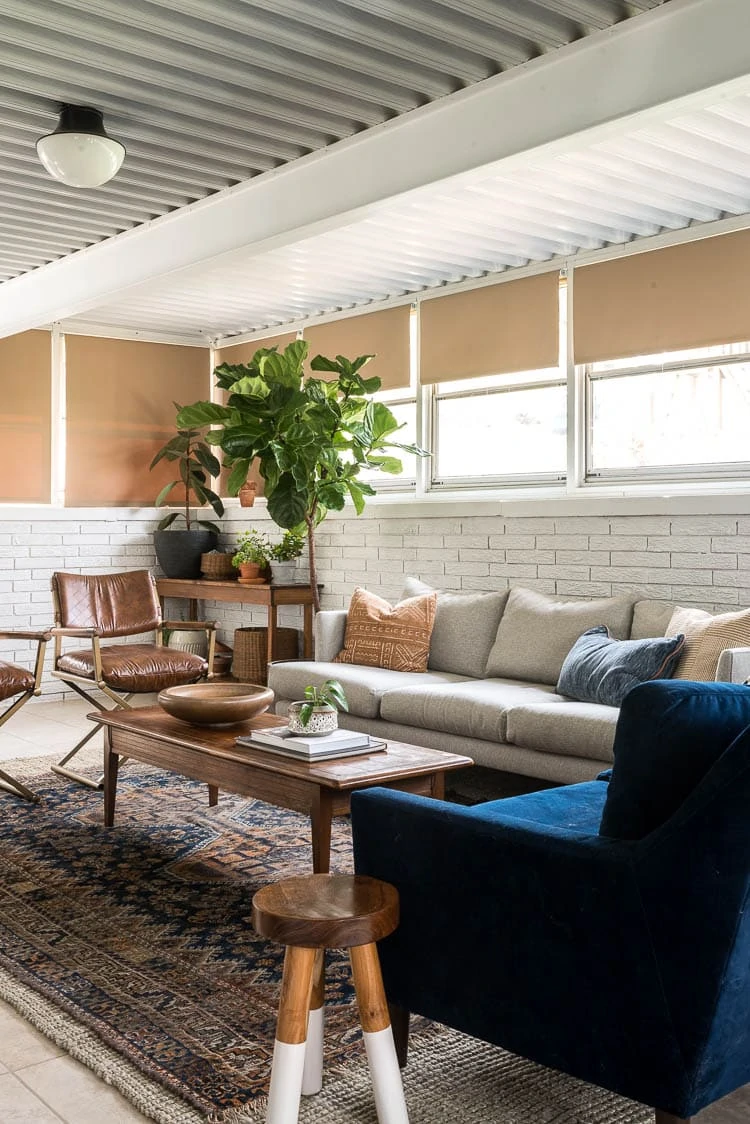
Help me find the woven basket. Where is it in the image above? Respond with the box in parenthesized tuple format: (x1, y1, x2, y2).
(232, 626, 299, 685)
(200, 552, 236, 580)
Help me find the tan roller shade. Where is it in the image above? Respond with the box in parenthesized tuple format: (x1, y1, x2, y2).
(0, 330, 51, 503)
(65, 336, 210, 506)
(574, 229, 750, 364)
(303, 305, 411, 390)
(420, 272, 559, 384)
(214, 331, 297, 367)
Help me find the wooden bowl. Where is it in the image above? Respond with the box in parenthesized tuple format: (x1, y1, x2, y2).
(157, 682, 274, 727)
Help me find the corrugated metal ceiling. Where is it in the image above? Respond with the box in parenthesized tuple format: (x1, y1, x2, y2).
(0, 0, 665, 283)
(62, 88, 750, 340)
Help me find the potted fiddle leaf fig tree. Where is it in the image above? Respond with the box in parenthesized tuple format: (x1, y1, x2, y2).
(150, 406, 224, 579)
(176, 340, 426, 611)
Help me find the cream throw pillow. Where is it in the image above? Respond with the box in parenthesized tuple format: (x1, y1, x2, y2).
(667, 605, 750, 680)
(334, 587, 438, 673)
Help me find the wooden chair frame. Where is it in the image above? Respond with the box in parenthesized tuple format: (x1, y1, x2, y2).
(50, 574, 216, 790)
(0, 630, 50, 803)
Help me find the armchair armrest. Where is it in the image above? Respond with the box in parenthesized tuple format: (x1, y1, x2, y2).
(714, 646, 750, 683)
(314, 610, 347, 661)
(0, 630, 51, 642)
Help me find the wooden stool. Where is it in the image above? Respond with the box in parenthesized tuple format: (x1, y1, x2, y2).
(252, 873, 408, 1124)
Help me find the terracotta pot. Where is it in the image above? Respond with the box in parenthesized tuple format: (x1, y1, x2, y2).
(239, 481, 257, 507)
(237, 561, 262, 579)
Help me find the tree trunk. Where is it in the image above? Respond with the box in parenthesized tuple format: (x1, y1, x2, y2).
(306, 517, 320, 613)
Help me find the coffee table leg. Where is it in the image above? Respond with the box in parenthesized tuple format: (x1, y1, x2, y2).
(208, 785, 218, 807)
(310, 788, 333, 874)
(430, 771, 445, 800)
(103, 730, 119, 827)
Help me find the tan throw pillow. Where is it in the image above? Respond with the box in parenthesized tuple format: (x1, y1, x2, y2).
(334, 587, 438, 672)
(667, 605, 750, 680)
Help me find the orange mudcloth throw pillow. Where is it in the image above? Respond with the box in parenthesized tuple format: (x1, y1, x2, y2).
(334, 587, 438, 672)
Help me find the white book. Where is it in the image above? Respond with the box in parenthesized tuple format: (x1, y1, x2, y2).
(235, 735, 386, 762)
(246, 725, 371, 752)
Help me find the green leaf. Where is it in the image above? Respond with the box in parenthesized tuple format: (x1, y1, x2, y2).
(299, 702, 314, 726)
(227, 460, 251, 496)
(154, 480, 179, 507)
(267, 474, 308, 528)
(176, 401, 230, 428)
(196, 519, 222, 534)
(366, 455, 403, 474)
(157, 512, 179, 530)
(317, 482, 347, 511)
(310, 354, 341, 373)
(346, 480, 366, 515)
(193, 445, 221, 478)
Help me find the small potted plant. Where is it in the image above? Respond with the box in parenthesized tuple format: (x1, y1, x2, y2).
(268, 529, 305, 584)
(231, 529, 272, 581)
(288, 679, 349, 736)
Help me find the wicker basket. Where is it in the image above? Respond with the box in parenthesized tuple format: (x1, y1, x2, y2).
(200, 551, 236, 581)
(232, 626, 299, 685)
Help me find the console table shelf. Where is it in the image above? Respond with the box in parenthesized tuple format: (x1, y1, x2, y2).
(155, 578, 314, 665)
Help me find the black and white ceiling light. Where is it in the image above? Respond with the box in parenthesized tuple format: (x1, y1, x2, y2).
(36, 104, 126, 188)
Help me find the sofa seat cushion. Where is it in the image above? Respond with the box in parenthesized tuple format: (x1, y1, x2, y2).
(380, 678, 565, 743)
(267, 660, 472, 720)
(466, 780, 608, 833)
(505, 701, 619, 762)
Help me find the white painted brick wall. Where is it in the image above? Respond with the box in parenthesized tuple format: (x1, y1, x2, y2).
(5, 504, 750, 702)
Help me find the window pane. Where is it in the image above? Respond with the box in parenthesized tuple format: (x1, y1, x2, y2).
(590, 361, 750, 471)
(435, 384, 566, 480)
(358, 401, 417, 485)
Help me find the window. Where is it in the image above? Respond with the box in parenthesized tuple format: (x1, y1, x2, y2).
(586, 340, 750, 481)
(430, 370, 566, 486)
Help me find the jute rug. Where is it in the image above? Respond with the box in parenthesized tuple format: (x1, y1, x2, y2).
(0, 754, 652, 1123)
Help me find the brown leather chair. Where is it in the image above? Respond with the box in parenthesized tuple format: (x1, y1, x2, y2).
(50, 570, 217, 789)
(0, 629, 51, 802)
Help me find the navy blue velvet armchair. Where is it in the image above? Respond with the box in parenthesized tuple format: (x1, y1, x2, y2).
(351, 681, 750, 1123)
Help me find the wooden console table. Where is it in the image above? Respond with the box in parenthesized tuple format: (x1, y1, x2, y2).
(155, 578, 315, 665)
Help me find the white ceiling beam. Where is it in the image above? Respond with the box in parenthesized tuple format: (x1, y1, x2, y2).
(1, 0, 749, 338)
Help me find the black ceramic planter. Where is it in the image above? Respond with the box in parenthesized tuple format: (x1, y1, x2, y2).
(153, 529, 218, 579)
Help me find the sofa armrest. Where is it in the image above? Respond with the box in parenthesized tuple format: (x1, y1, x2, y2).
(314, 610, 347, 661)
(715, 646, 750, 684)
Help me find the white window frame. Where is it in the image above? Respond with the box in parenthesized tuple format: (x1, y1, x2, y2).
(583, 340, 750, 487)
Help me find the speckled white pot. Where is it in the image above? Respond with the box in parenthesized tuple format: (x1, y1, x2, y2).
(287, 702, 338, 736)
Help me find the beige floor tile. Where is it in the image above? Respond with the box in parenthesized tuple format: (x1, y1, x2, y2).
(0, 1072, 64, 1122)
(17, 1055, 151, 1123)
(0, 1002, 65, 1070)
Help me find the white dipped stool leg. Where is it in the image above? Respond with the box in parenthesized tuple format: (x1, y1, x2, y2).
(350, 943, 410, 1124)
(302, 949, 324, 1095)
(266, 946, 315, 1124)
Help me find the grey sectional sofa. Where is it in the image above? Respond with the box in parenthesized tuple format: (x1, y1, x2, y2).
(267, 584, 750, 784)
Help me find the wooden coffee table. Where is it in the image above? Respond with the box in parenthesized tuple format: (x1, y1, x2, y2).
(95, 708, 473, 873)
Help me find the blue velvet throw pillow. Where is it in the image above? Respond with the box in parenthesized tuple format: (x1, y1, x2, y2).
(557, 626, 685, 708)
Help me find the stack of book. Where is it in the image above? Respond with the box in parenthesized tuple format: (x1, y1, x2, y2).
(236, 725, 386, 761)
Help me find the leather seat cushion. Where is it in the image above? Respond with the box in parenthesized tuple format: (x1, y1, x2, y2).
(0, 660, 35, 701)
(56, 644, 207, 693)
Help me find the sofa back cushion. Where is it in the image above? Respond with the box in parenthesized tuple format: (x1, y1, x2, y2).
(599, 680, 750, 839)
(630, 599, 676, 640)
(401, 576, 509, 678)
(485, 587, 635, 685)
(333, 586, 437, 673)
(667, 605, 750, 681)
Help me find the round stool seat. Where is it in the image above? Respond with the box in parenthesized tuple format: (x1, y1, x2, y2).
(252, 873, 399, 949)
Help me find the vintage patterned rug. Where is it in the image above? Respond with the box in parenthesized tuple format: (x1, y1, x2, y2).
(0, 759, 654, 1124)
